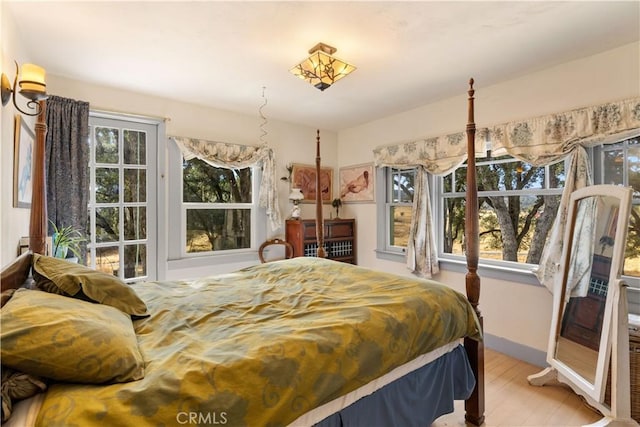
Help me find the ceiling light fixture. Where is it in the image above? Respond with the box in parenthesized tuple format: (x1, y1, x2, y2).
(289, 42, 356, 91)
(1, 61, 48, 116)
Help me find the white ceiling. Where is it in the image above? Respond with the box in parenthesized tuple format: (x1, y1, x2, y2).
(5, 1, 640, 131)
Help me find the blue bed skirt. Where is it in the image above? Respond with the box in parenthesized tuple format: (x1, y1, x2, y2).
(314, 344, 475, 427)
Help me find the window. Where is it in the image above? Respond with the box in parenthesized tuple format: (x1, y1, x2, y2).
(166, 140, 267, 266)
(384, 167, 416, 253)
(87, 115, 158, 282)
(182, 158, 254, 254)
(440, 155, 565, 265)
(596, 137, 640, 280)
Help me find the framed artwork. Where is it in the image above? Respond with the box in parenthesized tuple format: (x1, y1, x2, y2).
(13, 115, 34, 208)
(339, 163, 375, 203)
(291, 163, 333, 204)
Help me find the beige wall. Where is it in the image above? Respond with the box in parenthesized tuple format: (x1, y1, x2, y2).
(1, 3, 37, 268)
(337, 41, 640, 354)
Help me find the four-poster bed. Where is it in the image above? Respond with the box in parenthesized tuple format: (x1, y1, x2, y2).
(1, 80, 484, 426)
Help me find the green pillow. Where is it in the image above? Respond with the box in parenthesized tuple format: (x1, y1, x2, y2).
(32, 254, 148, 318)
(1, 289, 145, 384)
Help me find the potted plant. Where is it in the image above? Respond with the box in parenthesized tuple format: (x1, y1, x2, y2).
(332, 198, 343, 219)
(50, 221, 85, 261)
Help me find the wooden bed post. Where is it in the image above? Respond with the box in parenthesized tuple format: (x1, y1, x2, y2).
(464, 78, 485, 426)
(315, 129, 326, 258)
(28, 100, 48, 255)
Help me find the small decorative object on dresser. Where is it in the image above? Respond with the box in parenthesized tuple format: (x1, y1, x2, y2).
(286, 218, 356, 264)
(331, 198, 342, 218)
(289, 188, 304, 219)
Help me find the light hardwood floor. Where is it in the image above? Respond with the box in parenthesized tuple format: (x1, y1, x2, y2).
(432, 348, 602, 427)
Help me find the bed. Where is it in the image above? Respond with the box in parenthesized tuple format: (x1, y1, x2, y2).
(1, 79, 485, 426)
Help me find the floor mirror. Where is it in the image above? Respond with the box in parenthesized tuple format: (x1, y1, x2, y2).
(528, 184, 638, 427)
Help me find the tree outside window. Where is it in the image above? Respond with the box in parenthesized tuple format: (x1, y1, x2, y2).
(441, 156, 564, 264)
(182, 158, 253, 253)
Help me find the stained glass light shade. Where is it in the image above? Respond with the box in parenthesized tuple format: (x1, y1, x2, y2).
(289, 43, 356, 91)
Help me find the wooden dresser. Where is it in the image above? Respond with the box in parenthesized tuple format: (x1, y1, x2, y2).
(285, 218, 356, 264)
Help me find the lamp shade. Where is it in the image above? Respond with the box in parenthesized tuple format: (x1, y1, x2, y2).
(290, 42, 356, 91)
(289, 188, 304, 202)
(18, 63, 47, 101)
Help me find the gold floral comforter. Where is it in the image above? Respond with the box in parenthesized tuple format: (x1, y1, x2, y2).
(36, 257, 481, 427)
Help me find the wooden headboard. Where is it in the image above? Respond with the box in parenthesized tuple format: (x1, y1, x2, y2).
(1, 251, 32, 292)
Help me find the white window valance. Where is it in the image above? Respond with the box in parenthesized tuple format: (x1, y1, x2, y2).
(490, 97, 640, 166)
(374, 96, 640, 172)
(170, 136, 282, 231)
(373, 132, 470, 175)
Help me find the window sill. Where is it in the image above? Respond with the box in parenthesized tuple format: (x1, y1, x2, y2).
(167, 250, 258, 270)
(438, 256, 542, 287)
(375, 249, 406, 263)
(376, 250, 542, 287)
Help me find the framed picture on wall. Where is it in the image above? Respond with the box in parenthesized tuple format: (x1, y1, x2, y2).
(339, 163, 375, 203)
(291, 163, 333, 204)
(13, 115, 34, 208)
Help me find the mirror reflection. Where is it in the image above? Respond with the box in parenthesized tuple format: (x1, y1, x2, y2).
(555, 194, 620, 384)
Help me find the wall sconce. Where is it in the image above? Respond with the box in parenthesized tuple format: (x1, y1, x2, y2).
(289, 188, 304, 219)
(289, 42, 356, 91)
(1, 61, 48, 116)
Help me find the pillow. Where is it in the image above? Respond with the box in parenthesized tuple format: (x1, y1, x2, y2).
(1, 288, 145, 384)
(31, 253, 148, 318)
(1, 367, 47, 423)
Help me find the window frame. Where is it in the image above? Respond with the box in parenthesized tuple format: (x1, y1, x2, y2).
(87, 112, 160, 283)
(376, 167, 414, 262)
(592, 138, 640, 290)
(166, 139, 266, 265)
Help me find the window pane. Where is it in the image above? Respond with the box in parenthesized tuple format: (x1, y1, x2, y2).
(603, 149, 624, 185)
(390, 206, 412, 247)
(124, 244, 146, 279)
(96, 207, 119, 243)
(123, 130, 146, 165)
(95, 127, 119, 164)
(443, 197, 465, 254)
(549, 160, 566, 189)
(478, 161, 544, 191)
(96, 168, 119, 203)
(392, 170, 414, 203)
(124, 206, 146, 240)
(183, 159, 252, 203)
(124, 169, 146, 202)
(94, 246, 119, 276)
(454, 167, 466, 192)
(186, 209, 251, 253)
(443, 194, 560, 264)
(442, 174, 453, 192)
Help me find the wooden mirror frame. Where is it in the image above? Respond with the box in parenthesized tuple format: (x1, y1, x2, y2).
(529, 184, 637, 427)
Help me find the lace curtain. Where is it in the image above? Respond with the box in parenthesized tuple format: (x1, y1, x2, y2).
(169, 137, 282, 231)
(374, 96, 640, 279)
